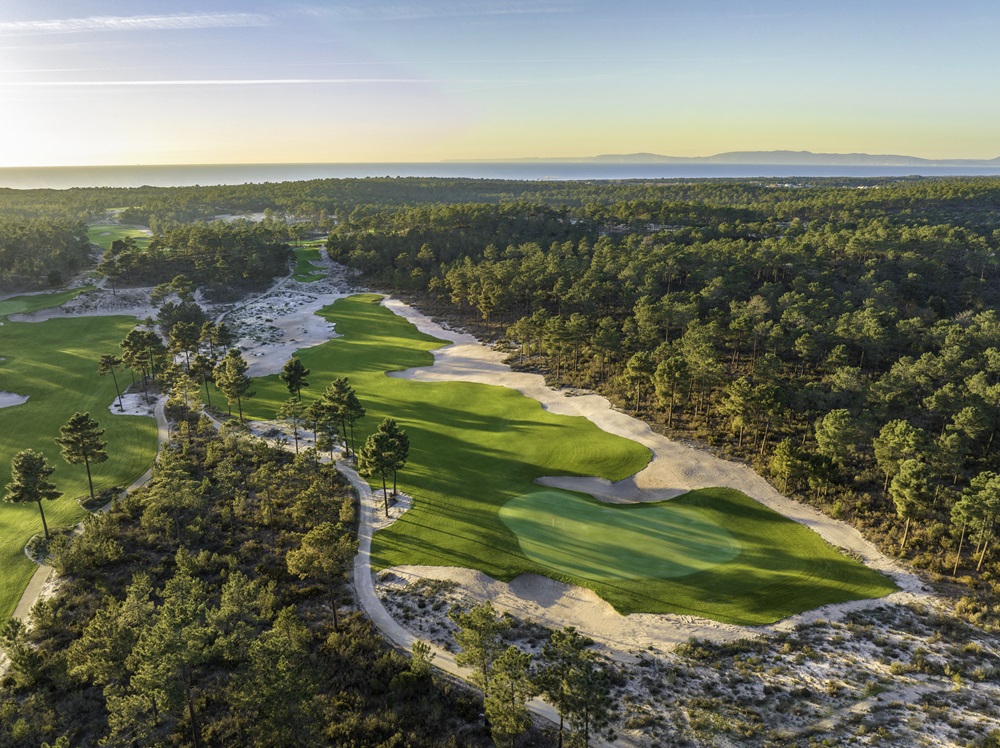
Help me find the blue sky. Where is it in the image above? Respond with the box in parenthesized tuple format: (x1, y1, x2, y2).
(0, 1, 997, 165)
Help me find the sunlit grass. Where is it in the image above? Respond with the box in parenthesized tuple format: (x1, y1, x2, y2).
(86, 224, 151, 252)
(0, 316, 158, 619)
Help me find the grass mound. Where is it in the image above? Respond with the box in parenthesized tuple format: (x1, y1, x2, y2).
(244, 294, 897, 624)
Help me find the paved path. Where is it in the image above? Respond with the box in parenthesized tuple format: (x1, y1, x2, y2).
(339, 458, 594, 742)
(13, 397, 169, 622)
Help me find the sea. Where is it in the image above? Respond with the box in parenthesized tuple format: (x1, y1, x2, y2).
(2, 162, 1000, 190)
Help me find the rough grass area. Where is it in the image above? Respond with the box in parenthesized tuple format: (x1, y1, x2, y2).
(86, 224, 151, 252)
(0, 316, 158, 619)
(244, 294, 895, 623)
(292, 246, 325, 282)
(0, 287, 96, 317)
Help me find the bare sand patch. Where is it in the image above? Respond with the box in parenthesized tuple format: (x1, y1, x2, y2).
(382, 564, 933, 658)
(371, 491, 412, 531)
(107, 390, 156, 418)
(224, 256, 361, 377)
(0, 391, 29, 408)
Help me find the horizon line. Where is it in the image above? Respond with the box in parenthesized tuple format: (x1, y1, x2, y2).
(3, 151, 1000, 170)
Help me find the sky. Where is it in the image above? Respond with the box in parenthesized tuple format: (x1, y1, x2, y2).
(0, 0, 998, 166)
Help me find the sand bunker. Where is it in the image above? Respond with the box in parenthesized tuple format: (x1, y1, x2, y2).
(0, 391, 28, 408)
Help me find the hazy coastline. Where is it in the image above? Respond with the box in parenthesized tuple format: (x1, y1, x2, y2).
(3, 162, 1000, 190)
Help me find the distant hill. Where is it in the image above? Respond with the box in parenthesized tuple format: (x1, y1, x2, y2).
(449, 151, 1000, 167)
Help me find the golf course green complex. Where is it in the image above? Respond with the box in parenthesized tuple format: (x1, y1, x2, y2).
(248, 294, 897, 625)
(0, 312, 158, 620)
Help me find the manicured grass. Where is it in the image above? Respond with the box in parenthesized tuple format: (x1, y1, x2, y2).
(0, 287, 96, 317)
(0, 316, 158, 619)
(535, 487, 896, 623)
(243, 294, 896, 623)
(292, 247, 325, 282)
(499, 490, 740, 581)
(86, 225, 151, 252)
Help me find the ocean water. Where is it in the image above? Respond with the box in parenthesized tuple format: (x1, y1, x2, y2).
(2, 162, 1000, 190)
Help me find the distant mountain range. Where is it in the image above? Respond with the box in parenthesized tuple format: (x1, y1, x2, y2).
(447, 151, 1000, 167)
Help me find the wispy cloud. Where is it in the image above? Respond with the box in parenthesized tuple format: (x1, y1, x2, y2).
(0, 78, 454, 87)
(0, 13, 270, 36)
(285, 2, 574, 22)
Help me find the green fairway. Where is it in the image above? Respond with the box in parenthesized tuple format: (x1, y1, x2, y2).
(243, 294, 896, 624)
(292, 246, 325, 282)
(0, 316, 158, 619)
(86, 224, 151, 252)
(500, 490, 740, 581)
(0, 287, 95, 317)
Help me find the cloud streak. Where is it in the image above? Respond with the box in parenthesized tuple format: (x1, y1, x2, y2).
(0, 13, 270, 36)
(287, 2, 574, 22)
(0, 78, 455, 87)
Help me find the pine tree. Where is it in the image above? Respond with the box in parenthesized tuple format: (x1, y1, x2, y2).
(98, 353, 125, 411)
(4, 449, 61, 539)
(276, 398, 306, 454)
(376, 417, 409, 496)
(189, 353, 216, 406)
(55, 411, 109, 500)
(358, 430, 395, 516)
(538, 626, 618, 748)
(449, 602, 509, 709)
(286, 522, 356, 630)
(484, 646, 535, 748)
(213, 348, 255, 422)
(279, 356, 311, 400)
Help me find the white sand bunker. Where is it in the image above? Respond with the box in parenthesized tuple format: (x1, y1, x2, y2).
(108, 391, 156, 417)
(0, 391, 29, 408)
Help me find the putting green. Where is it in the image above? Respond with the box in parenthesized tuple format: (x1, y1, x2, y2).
(500, 491, 740, 580)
